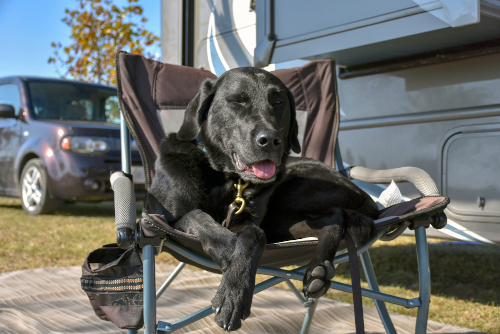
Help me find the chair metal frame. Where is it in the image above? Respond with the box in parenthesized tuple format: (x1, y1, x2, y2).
(119, 116, 432, 334)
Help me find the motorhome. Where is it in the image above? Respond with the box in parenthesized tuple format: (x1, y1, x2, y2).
(160, 0, 500, 243)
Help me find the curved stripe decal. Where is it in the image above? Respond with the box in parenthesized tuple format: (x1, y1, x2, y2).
(207, 11, 229, 76)
(443, 219, 494, 244)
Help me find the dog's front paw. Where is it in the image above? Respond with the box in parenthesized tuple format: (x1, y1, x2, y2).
(303, 260, 335, 298)
(211, 271, 253, 331)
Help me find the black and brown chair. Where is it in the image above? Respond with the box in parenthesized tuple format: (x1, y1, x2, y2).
(81, 52, 449, 334)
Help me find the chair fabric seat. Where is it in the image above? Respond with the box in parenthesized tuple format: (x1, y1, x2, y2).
(141, 196, 449, 273)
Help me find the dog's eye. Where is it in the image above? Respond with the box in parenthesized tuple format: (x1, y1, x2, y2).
(229, 99, 246, 105)
(274, 100, 283, 106)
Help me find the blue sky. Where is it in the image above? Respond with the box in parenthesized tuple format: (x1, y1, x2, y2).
(0, 0, 161, 79)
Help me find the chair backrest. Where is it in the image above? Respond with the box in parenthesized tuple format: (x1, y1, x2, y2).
(116, 53, 340, 198)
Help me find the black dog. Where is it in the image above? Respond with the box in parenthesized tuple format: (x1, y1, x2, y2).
(148, 67, 378, 331)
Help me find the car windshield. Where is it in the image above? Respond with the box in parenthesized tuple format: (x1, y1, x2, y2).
(28, 81, 120, 123)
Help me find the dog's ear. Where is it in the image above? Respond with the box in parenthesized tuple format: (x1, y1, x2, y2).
(177, 78, 216, 141)
(286, 88, 301, 154)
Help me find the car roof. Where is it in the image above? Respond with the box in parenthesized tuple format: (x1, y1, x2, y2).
(0, 76, 116, 90)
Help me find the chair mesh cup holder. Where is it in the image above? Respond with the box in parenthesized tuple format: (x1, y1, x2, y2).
(81, 244, 144, 330)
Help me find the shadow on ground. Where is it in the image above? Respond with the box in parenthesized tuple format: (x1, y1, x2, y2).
(0, 198, 143, 218)
(0, 202, 22, 210)
(336, 241, 500, 306)
(54, 201, 118, 217)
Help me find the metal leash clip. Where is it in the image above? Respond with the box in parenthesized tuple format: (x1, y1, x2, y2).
(233, 178, 250, 214)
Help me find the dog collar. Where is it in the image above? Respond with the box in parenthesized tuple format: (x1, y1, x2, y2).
(194, 137, 207, 153)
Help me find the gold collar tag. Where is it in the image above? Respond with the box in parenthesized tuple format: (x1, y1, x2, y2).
(233, 178, 250, 215)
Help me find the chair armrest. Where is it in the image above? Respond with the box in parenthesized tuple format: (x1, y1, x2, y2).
(110, 171, 137, 248)
(347, 166, 440, 197)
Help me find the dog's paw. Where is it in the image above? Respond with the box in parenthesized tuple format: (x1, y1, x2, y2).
(302, 260, 335, 298)
(211, 272, 253, 331)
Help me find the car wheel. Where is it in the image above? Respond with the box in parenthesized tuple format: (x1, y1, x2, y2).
(20, 158, 60, 215)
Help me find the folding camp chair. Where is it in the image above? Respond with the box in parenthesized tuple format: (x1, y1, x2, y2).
(109, 52, 449, 334)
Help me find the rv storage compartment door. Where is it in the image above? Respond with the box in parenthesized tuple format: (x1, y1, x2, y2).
(443, 129, 500, 222)
(255, 0, 500, 67)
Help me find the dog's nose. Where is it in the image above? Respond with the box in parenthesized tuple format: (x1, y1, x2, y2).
(256, 131, 282, 149)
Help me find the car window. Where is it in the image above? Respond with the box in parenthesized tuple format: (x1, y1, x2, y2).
(0, 83, 22, 121)
(104, 96, 120, 124)
(28, 81, 119, 123)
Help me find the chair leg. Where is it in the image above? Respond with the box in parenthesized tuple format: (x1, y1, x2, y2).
(285, 279, 307, 304)
(157, 262, 186, 300)
(415, 227, 430, 334)
(360, 250, 397, 334)
(143, 245, 157, 334)
(299, 298, 319, 334)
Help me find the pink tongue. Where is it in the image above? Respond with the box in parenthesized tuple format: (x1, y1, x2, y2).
(252, 161, 276, 179)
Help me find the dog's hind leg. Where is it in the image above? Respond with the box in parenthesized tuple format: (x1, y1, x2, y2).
(300, 209, 374, 299)
(300, 211, 343, 299)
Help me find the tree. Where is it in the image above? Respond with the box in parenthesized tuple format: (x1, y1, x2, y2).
(48, 0, 160, 86)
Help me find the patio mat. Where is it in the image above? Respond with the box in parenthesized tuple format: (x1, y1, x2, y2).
(0, 264, 476, 334)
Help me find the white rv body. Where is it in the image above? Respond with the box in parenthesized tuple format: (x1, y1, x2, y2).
(160, 0, 500, 243)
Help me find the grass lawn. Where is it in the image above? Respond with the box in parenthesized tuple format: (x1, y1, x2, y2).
(0, 197, 499, 333)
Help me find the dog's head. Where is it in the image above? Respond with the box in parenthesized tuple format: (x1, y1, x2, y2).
(177, 67, 301, 184)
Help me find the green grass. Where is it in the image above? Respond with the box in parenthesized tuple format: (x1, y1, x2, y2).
(326, 236, 500, 333)
(0, 197, 179, 272)
(0, 197, 499, 332)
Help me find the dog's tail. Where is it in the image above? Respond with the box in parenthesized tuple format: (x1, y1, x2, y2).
(343, 210, 376, 247)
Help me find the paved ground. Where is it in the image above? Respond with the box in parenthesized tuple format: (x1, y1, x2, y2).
(0, 264, 477, 334)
